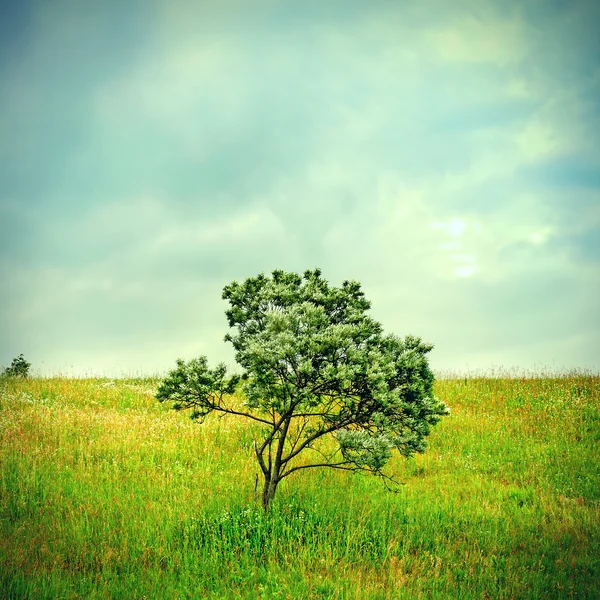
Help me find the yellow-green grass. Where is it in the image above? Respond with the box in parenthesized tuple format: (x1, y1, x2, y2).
(1, 374, 598, 599)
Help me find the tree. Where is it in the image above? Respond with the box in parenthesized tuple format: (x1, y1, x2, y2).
(2, 354, 31, 378)
(157, 269, 449, 510)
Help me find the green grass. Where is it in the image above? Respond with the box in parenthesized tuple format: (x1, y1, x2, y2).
(1, 374, 598, 598)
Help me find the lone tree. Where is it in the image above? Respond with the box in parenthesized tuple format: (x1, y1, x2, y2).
(157, 269, 449, 510)
(2, 354, 31, 378)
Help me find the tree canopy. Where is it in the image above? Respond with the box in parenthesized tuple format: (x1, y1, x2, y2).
(2, 354, 31, 378)
(157, 269, 449, 509)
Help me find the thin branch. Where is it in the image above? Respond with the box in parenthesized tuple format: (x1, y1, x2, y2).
(286, 415, 309, 456)
(292, 410, 344, 418)
(253, 440, 269, 476)
(174, 392, 274, 426)
(280, 417, 353, 465)
(376, 470, 404, 493)
(308, 443, 343, 464)
(280, 461, 405, 492)
(355, 468, 405, 492)
(273, 415, 292, 476)
(257, 412, 287, 457)
(280, 461, 359, 478)
(209, 405, 273, 426)
(267, 438, 272, 475)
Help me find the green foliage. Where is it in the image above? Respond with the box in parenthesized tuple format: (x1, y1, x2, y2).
(156, 357, 240, 420)
(2, 354, 31, 378)
(157, 269, 449, 508)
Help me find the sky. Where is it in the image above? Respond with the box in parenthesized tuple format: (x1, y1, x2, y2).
(1, 0, 599, 376)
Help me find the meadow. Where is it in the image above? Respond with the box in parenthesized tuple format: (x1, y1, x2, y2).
(0, 373, 598, 599)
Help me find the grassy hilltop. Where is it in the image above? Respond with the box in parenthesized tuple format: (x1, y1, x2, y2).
(1, 374, 599, 599)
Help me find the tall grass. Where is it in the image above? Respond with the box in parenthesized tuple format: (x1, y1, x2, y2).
(1, 374, 598, 598)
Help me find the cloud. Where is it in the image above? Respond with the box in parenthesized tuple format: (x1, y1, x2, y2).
(426, 14, 529, 66)
(1, 0, 598, 374)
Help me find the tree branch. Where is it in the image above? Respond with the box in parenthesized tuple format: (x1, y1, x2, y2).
(253, 440, 269, 476)
(273, 415, 292, 478)
(280, 417, 353, 465)
(177, 401, 274, 427)
(211, 404, 272, 427)
(280, 461, 404, 492)
(286, 416, 309, 457)
(257, 411, 288, 457)
(280, 461, 359, 478)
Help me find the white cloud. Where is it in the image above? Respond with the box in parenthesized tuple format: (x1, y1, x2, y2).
(427, 15, 529, 66)
(1, 0, 598, 374)
(151, 203, 288, 250)
(430, 218, 468, 238)
(528, 228, 553, 245)
(515, 118, 559, 161)
(453, 264, 477, 278)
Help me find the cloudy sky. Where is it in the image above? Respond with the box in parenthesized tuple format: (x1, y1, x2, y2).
(1, 0, 599, 376)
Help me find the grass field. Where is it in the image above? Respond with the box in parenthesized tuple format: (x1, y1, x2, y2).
(1, 373, 598, 599)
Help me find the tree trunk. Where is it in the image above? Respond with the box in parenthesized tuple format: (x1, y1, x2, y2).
(261, 476, 279, 511)
(260, 415, 290, 510)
